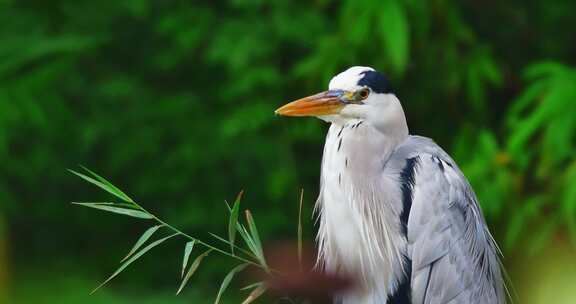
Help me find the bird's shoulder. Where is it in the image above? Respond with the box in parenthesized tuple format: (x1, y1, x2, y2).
(389, 135, 453, 165)
(385, 136, 460, 188)
(391, 135, 479, 221)
(388, 136, 505, 303)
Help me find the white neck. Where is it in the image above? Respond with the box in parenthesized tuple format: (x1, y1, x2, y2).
(315, 119, 408, 300)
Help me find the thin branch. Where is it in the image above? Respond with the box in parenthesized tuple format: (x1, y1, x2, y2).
(128, 199, 264, 269)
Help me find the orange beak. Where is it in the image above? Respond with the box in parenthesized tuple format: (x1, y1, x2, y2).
(275, 90, 347, 117)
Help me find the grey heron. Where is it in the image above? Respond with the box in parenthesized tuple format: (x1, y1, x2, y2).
(275, 66, 505, 303)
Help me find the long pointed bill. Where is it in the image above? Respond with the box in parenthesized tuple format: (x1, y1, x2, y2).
(275, 90, 347, 117)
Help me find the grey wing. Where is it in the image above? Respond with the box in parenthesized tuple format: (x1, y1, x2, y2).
(397, 137, 505, 304)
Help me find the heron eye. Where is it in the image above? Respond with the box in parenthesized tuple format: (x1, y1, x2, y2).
(357, 88, 370, 100)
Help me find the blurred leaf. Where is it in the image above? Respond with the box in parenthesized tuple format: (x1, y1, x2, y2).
(121, 225, 164, 262)
(121, 0, 149, 17)
(504, 196, 548, 251)
(72, 202, 153, 219)
(508, 81, 547, 125)
(240, 281, 263, 291)
(466, 48, 502, 112)
(0, 35, 97, 78)
(377, 0, 409, 73)
(528, 219, 559, 256)
(340, 0, 374, 46)
(524, 61, 567, 79)
(220, 103, 274, 138)
(506, 62, 576, 174)
(215, 263, 249, 304)
(242, 283, 267, 304)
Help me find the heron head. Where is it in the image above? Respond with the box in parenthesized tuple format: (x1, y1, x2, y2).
(275, 66, 406, 132)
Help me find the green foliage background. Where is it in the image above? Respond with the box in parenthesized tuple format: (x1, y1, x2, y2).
(1, 0, 575, 303)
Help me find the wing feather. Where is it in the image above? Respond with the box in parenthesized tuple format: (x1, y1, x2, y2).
(395, 136, 505, 304)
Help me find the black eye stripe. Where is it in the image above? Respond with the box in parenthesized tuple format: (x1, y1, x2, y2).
(357, 70, 393, 94)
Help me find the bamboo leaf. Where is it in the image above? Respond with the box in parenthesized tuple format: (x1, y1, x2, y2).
(121, 225, 163, 262)
(177, 249, 212, 295)
(181, 240, 196, 278)
(228, 190, 243, 254)
(245, 210, 263, 257)
(91, 233, 177, 294)
(72, 202, 152, 219)
(242, 284, 267, 304)
(238, 223, 260, 262)
(73, 202, 134, 208)
(79, 166, 134, 203)
(224, 197, 257, 256)
(236, 221, 257, 257)
(69, 168, 133, 203)
(244, 211, 268, 270)
(241, 281, 263, 291)
(215, 263, 249, 304)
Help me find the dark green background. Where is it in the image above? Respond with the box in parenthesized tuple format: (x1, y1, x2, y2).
(1, 0, 575, 303)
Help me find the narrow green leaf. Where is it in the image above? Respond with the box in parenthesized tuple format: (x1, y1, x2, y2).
(241, 281, 263, 291)
(121, 225, 163, 262)
(224, 199, 255, 254)
(228, 190, 243, 254)
(181, 240, 196, 278)
(177, 249, 212, 295)
(72, 202, 152, 219)
(91, 233, 177, 294)
(244, 210, 268, 270)
(215, 263, 249, 304)
(79, 166, 134, 203)
(245, 210, 263, 256)
(242, 284, 267, 304)
(72, 202, 134, 208)
(238, 225, 258, 256)
(69, 169, 133, 203)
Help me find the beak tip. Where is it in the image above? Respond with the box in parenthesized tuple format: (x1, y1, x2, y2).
(274, 105, 288, 116)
